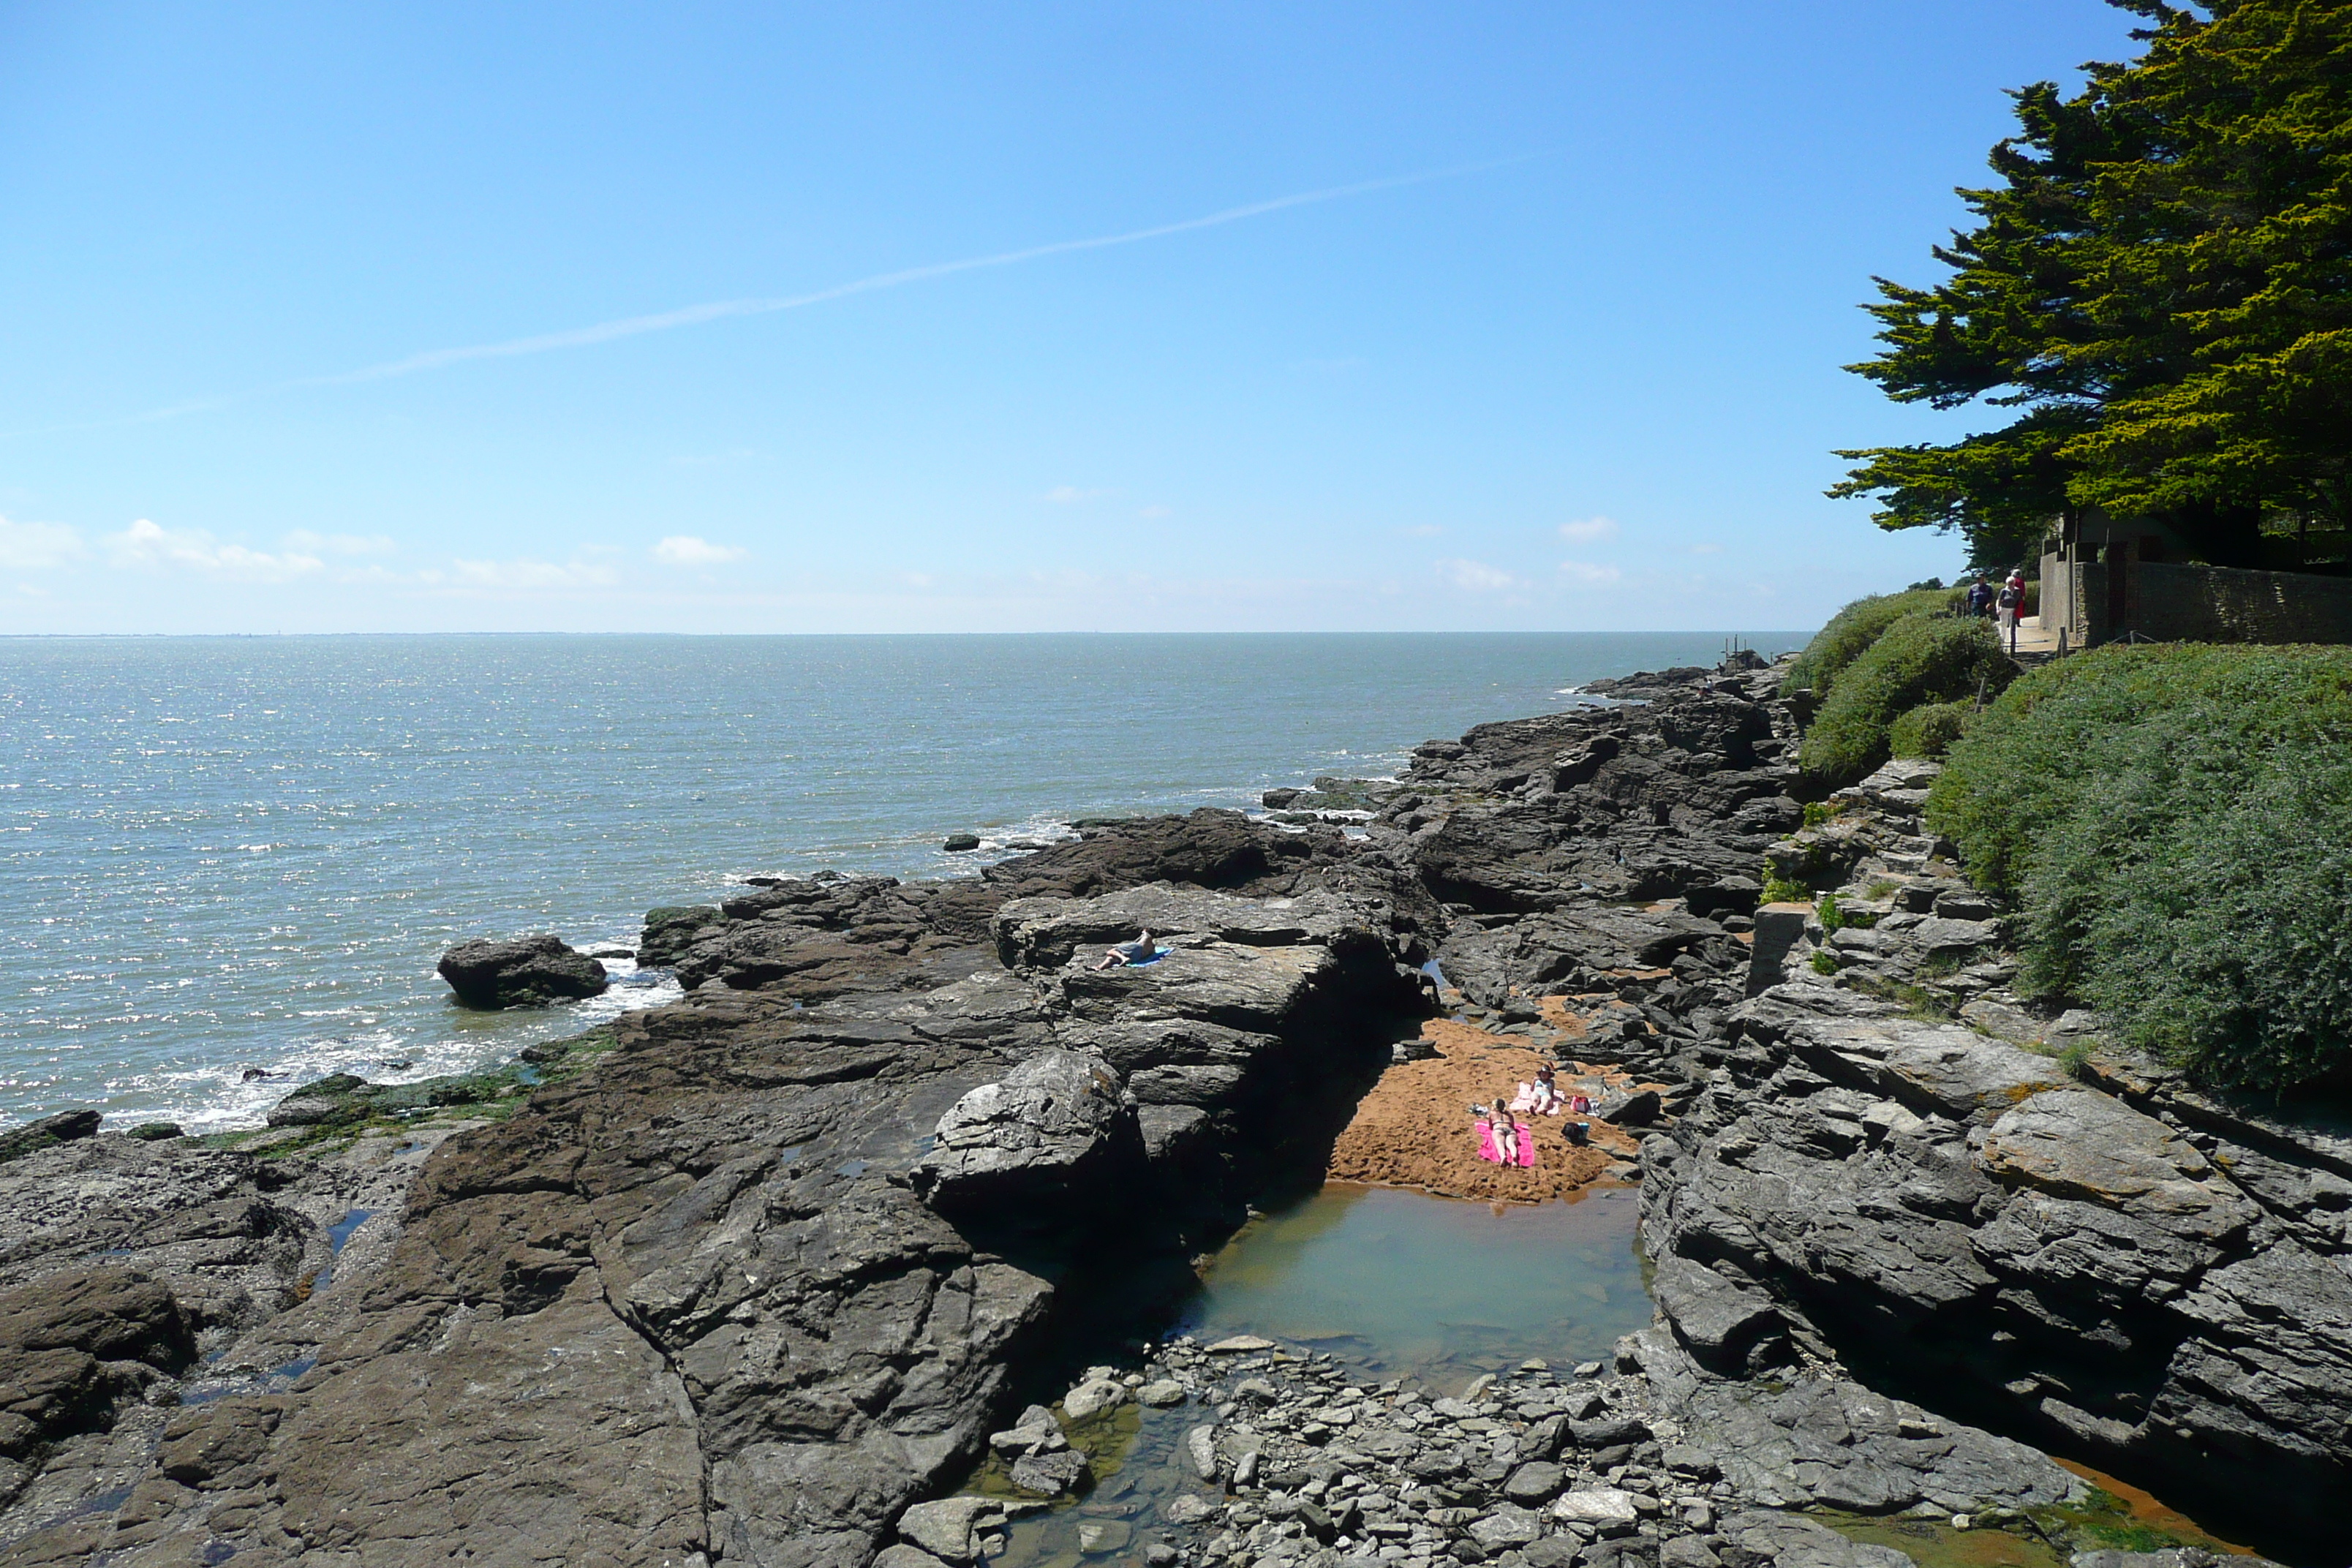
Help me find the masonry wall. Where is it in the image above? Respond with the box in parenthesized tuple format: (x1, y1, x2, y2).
(2136, 562, 2352, 644)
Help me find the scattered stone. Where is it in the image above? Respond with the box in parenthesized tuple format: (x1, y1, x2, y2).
(1076, 1520, 1131, 1553)
(1469, 1504, 1542, 1550)
(1009, 1448, 1090, 1497)
(1548, 1489, 1641, 1533)
(1063, 1376, 1131, 1422)
(1502, 1461, 1567, 1504)
(898, 1497, 1000, 1563)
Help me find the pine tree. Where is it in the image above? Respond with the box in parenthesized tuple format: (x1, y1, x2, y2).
(1833, 1, 2352, 568)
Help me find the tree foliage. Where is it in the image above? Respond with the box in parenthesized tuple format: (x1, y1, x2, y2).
(1927, 643, 2352, 1088)
(1889, 699, 1976, 758)
(1798, 614, 2013, 790)
(1782, 587, 1963, 697)
(1833, 0, 2352, 565)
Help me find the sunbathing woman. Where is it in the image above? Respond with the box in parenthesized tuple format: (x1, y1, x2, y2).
(1493, 1096, 1537, 1168)
(1090, 929, 1156, 970)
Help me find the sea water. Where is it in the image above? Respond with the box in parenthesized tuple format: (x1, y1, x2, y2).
(0, 631, 1796, 1132)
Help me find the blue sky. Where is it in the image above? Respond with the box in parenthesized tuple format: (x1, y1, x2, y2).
(0, 1, 2144, 634)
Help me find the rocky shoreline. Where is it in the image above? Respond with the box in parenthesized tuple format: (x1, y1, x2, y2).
(1, 656, 2343, 1567)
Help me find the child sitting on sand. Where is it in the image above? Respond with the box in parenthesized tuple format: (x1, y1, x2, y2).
(1511, 1064, 1564, 1116)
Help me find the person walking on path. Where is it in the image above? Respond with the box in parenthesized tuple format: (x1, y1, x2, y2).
(1997, 573, 2024, 654)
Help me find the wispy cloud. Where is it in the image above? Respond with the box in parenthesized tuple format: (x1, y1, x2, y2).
(1558, 558, 1622, 584)
(1437, 557, 1519, 592)
(284, 529, 396, 556)
(1044, 486, 1109, 504)
(0, 515, 86, 569)
(107, 519, 323, 580)
(430, 557, 622, 592)
(652, 535, 747, 566)
(1398, 523, 1445, 538)
(1559, 516, 1618, 543)
(5, 159, 1533, 440)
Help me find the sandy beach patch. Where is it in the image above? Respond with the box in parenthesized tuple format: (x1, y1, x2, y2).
(1324, 1017, 1656, 1203)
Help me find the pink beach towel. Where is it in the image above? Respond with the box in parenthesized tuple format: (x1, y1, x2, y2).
(1477, 1120, 1504, 1163)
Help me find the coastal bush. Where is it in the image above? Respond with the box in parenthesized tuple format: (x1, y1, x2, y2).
(1782, 587, 1961, 698)
(1889, 700, 1975, 758)
(1929, 644, 2352, 1088)
(1798, 615, 2012, 790)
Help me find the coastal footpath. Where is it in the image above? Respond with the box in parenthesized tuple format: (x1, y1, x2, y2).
(1, 657, 2345, 1567)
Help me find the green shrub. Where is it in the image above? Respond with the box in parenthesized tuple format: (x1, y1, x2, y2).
(1929, 644, 2352, 1089)
(1799, 616, 2013, 790)
(1889, 699, 1975, 759)
(1782, 587, 1964, 699)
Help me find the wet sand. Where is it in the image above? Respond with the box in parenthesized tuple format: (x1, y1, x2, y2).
(1325, 1017, 1654, 1202)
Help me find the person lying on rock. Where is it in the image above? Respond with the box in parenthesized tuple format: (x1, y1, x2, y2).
(1090, 929, 1157, 969)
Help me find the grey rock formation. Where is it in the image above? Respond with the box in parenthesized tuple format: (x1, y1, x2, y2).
(434, 932, 609, 1008)
(1642, 755, 2352, 1559)
(7, 656, 2321, 1567)
(0, 1111, 99, 1166)
(914, 1049, 1136, 1215)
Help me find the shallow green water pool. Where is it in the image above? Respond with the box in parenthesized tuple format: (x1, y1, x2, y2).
(1177, 1181, 1652, 1387)
(957, 1182, 1656, 1567)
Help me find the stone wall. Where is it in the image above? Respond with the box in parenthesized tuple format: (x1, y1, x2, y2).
(2042, 549, 2352, 648)
(2136, 559, 2352, 644)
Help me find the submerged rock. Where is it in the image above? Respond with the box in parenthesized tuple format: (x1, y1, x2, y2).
(1008, 1447, 1089, 1497)
(434, 932, 608, 1008)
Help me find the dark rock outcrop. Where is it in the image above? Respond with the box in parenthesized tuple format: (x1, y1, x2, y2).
(1640, 756, 2352, 1561)
(434, 932, 609, 1008)
(7, 653, 2324, 1566)
(0, 1111, 99, 1166)
(914, 1048, 1137, 1216)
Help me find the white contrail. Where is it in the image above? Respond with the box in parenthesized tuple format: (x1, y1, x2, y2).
(7, 158, 1527, 436)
